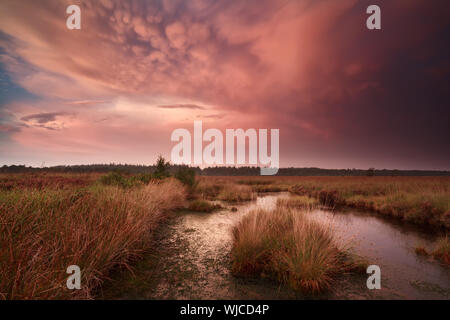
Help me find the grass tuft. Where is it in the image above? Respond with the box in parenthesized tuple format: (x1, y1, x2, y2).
(231, 206, 359, 294)
(218, 184, 256, 202)
(277, 196, 319, 210)
(415, 246, 428, 256)
(188, 200, 222, 213)
(432, 236, 449, 266)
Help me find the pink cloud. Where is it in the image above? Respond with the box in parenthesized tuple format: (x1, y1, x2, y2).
(0, 0, 448, 169)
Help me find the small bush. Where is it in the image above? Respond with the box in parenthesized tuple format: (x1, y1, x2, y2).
(153, 155, 171, 179)
(366, 168, 375, 177)
(99, 172, 132, 188)
(133, 173, 153, 185)
(100, 172, 155, 188)
(175, 167, 197, 188)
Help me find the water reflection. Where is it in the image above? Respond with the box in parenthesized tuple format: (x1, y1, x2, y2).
(109, 193, 449, 300)
(309, 209, 449, 299)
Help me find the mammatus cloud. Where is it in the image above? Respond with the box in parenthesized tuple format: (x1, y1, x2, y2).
(0, 0, 448, 169)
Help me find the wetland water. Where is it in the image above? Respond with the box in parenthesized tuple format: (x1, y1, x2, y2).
(102, 193, 449, 300)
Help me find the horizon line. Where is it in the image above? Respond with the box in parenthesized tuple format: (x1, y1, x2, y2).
(1, 163, 449, 173)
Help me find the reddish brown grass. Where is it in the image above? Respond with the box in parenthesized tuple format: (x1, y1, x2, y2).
(0, 178, 186, 299)
(231, 205, 360, 294)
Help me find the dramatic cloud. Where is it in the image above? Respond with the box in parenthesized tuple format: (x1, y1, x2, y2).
(0, 0, 449, 169)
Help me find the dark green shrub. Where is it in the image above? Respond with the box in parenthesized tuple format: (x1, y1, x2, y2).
(99, 172, 151, 188)
(175, 167, 197, 188)
(132, 173, 153, 185)
(99, 172, 130, 188)
(154, 155, 171, 179)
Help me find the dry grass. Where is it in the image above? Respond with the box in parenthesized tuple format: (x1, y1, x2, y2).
(415, 246, 428, 256)
(217, 183, 256, 202)
(276, 195, 319, 210)
(2, 173, 447, 299)
(432, 236, 449, 266)
(211, 176, 450, 230)
(0, 172, 100, 191)
(415, 236, 449, 266)
(233, 176, 450, 230)
(195, 177, 256, 202)
(237, 179, 290, 193)
(0, 178, 186, 299)
(187, 200, 222, 212)
(231, 205, 360, 294)
(195, 177, 225, 200)
(197, 176, 449, 229)
(289, 177, 449, 227)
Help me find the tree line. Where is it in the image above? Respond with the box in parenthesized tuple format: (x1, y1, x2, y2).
(1, 164, 449, 176)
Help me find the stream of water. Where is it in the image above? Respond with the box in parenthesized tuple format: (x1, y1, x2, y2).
(103, 193, 449, 300)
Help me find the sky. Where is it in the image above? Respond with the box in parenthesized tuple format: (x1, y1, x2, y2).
(0, 0, 449, 170)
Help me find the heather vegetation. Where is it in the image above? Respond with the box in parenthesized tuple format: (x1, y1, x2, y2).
(1, 168, 448, 300)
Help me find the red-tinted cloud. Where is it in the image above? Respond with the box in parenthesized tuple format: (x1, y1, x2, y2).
(0, 0, 448, 169)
